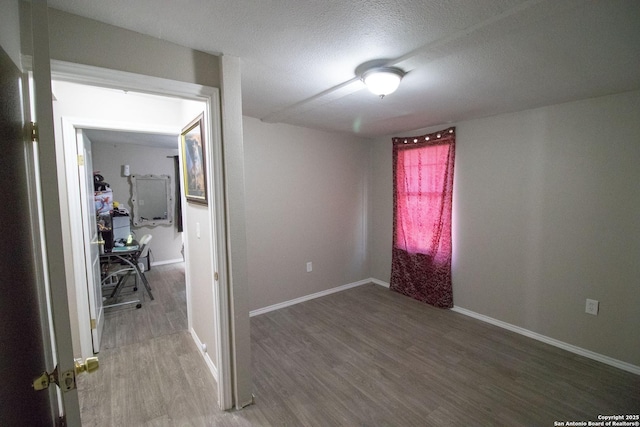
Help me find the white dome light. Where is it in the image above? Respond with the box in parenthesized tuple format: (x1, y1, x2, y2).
(362, 67, 404, 98)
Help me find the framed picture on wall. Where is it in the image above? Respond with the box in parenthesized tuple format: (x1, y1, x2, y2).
(180, 113, 208, 204)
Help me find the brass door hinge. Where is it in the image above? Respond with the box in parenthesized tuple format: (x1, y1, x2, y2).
(77, 154, 84, 166)
(214, 271, 219, 281)
(29, 122, 39, 142)
(91, 318, 96, 330)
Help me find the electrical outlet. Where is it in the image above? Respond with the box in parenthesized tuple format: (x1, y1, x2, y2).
(585, 299, 599, 315)
(306, 262, 312, 273)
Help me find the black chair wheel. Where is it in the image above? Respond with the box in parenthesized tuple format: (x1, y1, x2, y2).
(133, 287, 138, 291)
(136, 303, 142, 309)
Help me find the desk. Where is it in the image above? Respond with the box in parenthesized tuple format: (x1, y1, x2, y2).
(100, 243, 154, 309)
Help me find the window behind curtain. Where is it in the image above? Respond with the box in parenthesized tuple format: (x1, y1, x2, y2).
(396, 143, 452, 258)
(391, 128, 455, 308)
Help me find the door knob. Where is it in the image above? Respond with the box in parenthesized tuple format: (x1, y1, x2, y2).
(33, 357, 99, 392)
(74, 356, 99, 375)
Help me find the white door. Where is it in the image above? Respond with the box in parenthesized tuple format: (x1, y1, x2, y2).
(2, 0, 83, 425)
(0, 13, 60, 426)
(77, 129, 104, 353)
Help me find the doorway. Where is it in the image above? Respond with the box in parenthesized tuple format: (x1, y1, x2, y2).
(82, 126, 186, 353)
(50, 75, 231, 413)
(53, 79, 204, 352)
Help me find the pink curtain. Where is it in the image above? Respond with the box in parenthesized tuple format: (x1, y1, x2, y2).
(390, 127, 455, 308)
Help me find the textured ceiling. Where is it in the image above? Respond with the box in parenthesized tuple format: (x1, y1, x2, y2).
(47, 0, 640, 137)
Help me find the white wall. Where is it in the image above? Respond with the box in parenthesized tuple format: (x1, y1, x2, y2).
(184, 203, 217, 367)
(45, 8, 220, 88)
(370, 89, 640, 366)
(369, 137, 393, 283)
(91, 141, 182, 264)
(243, 117, 371, 311)
(0, 0, 20, 67)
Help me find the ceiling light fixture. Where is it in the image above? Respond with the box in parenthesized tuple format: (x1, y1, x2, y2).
(362, 66, 405, 98)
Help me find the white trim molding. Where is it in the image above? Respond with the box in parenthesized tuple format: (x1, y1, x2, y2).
(451, 306, 640, 376)
(50, 60, 215, 100)
(190, 327, 218, 382)
(366, 279, 639, 375)
(250, 279, 375, 317)
(370, 278, 390, 288)
(150, 258, 184, 267)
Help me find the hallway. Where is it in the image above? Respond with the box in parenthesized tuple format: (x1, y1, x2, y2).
(77, 263, 220, 425)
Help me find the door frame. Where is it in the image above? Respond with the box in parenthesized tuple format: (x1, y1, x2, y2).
(61, 117, 182, 359)
(75, 128, 104, 354)
(51, 60, 234, 410)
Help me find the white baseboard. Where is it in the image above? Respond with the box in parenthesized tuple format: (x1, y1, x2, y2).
(151, 258, 184, 267)
(370, 278, 390, 288)
(189, 328, 218, 382)
(250, 278, 376, 317)
(451, 306, 640, 376)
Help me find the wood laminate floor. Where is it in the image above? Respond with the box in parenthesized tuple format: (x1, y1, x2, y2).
(79, 265, 640, 426)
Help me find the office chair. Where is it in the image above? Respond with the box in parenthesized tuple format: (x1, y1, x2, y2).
(137, 234, 153, 275)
